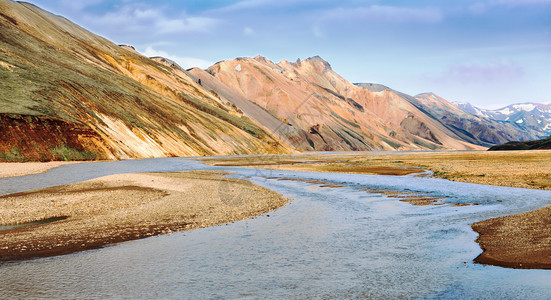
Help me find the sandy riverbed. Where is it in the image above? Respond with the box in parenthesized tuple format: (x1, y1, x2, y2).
(0, 170, 288, 261)
(3, 151, 551, 268)
(0, 162, 77, 178)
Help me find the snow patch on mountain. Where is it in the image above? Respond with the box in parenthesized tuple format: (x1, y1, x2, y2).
(457, 102, 551, 135)
(512, 104, 536, 112)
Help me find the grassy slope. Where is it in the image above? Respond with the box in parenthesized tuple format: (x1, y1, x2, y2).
(0, 0, 289, 161)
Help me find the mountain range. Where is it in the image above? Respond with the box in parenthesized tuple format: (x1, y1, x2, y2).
(458, 102, 551, 135)
(0, 0, 548, 161)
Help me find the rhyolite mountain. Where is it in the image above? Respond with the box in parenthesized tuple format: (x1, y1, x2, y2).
(0, 0, 541, 162)
(457, 102, 551, 136)
(0, 0, 291, 161)
(192, 56, 485, 151)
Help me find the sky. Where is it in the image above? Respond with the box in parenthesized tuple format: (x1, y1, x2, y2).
(26, 0, 551, 109)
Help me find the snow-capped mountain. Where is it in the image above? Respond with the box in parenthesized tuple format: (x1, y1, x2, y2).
(457, 102, 551, 134)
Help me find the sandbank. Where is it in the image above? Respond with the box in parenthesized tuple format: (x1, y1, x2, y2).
(472, 205, 551, 269)
(0, 161, 76, 178)
(0, 171, 287, 261)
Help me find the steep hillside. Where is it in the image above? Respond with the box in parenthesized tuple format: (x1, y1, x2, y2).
(489, 136, 551, 150)
(457, 102, 551, 135)
(202, 56, 482, 151)
(187, 67, 307, 149)
(0, 0, 289, 161)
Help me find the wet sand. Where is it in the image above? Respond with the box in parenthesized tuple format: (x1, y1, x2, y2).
(0, 171, 287, 261)
(472, 205, 551, 269)
(0, 161, 76, 178)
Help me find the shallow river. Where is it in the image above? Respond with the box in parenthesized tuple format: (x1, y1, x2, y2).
(1, 157, 551, 299)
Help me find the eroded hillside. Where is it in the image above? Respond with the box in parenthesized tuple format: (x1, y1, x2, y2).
(200, 56, 483, 151)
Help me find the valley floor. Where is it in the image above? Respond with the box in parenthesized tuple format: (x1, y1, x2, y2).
(1, 150, 550, 269)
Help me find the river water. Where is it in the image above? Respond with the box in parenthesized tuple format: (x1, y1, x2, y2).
(1, 157, 551, 299)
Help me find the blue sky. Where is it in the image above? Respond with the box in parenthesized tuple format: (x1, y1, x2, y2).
(27, 0, 551, 108)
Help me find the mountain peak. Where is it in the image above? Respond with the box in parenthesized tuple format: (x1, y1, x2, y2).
(415, 92, 437, 98)
(289, 55, 332, 73)
(304, 55, 331, 67)
(253, 55, 271, 64)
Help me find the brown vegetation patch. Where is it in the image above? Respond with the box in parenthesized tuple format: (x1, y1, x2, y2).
(453, 203, 480, 207)
(0, 171, 288, 261)
(399, 197, 443, 206)
(309, 165, 424, 176)
(274, 177, 346, 188)
(358, 187, 446, 206)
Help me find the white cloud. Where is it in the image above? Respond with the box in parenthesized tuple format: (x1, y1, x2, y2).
(322, 5, 443, 24)
(85, 4, 219, 34)
(431, 60, 524, 84)
(142, 46, 213, 69)
(216, 0, 316, 12)
(133, 8, 161, 20)
(243, 27, 255, 36)
(497, 0, 551, 5)
(312, 25, 325, 38)
(220, 0, 271, 11)
(156, 17, 218, 34)
(58, 0, 103, 11)
(213, 0, 324, 13)
(469, 0, 551, 14)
